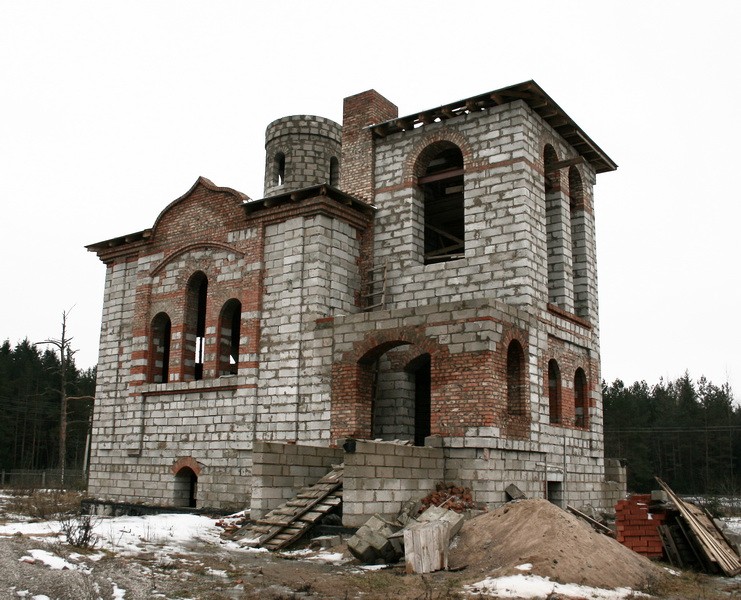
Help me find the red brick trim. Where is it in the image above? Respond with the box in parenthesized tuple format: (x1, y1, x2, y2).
(171, 456, 202, 476)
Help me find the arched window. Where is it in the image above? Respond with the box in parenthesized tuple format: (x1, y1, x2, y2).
(417, 143, 465, 264)
(185, 271, 208, 381)
(544, 144, 565, 306)
(574, 367, 588, 428)
(569, 166, 588, 317)
(507, 340, 526, 415)
(548, 359, 561, 424)
(219, 299, 241, 376)
(149, 312, 171, 384)
(329, 156, 339, 187)
(274, 152, 286, 186)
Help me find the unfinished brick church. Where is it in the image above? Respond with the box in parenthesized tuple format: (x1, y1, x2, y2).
(87, 81, 625, 524)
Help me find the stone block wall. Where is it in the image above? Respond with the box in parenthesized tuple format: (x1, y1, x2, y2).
(87, 84, 617, 515)
(343, 440, 444, 527)
(250, 441, 343, 519)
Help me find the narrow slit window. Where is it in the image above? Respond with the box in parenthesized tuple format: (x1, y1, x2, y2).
(574, 367, 588, 428)
(329, 156, 339, 187)
(275, 152, 286, 186)
(507, 340, 526, 415)
(149, 312, 171, 384)
(548, 359, 561, 424)
(219, 299, 242, 376)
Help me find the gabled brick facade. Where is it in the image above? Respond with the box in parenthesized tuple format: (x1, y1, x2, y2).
(87, 81, 624, 514)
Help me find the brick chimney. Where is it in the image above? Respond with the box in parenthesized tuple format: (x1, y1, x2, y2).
(340, 90, 398, 203)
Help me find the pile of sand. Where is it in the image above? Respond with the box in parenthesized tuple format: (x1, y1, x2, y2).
(449, 499, 665, 590)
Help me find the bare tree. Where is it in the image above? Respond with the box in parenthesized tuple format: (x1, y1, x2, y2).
(37, 309, 76, 486)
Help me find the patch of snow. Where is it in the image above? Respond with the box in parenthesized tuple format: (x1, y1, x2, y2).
(357, 564, 391, 571)
(664, 566, 681, 576)
(307, 551, 347, 564)
(206, 568, 228, 578)
(32, 596, 51, 600)
(279, 548, 313, 557)
(465, 574, 647, 599)
(514, 563, 532, 571)
(22, 549, 77, 570)
(111, 582, 126, 599)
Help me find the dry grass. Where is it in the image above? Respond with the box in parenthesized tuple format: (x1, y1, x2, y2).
(6, 490, 84, 520)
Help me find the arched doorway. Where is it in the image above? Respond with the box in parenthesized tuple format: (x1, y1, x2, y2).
(369, 345, 431, 446)
(174, 467, 198, 508)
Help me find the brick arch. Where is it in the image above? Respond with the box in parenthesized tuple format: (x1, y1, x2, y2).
(350, 327, 446, 366)
(171, 455, 202, 476)
(150, 243, 245, 278)
(403, 128, 475, 181)
(332, 327, 449, 440)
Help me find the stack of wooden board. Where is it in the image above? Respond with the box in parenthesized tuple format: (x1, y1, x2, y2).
(655, 477, 741, 576)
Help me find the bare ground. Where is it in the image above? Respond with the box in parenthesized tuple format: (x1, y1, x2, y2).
(1, 492, 741, 599)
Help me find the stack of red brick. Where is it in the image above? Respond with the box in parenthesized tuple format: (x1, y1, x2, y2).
(615, 494, 666, 558)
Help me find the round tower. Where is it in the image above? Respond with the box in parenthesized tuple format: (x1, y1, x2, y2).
(263, 115, 342, 197)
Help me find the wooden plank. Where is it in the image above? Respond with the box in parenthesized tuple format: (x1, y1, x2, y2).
(566, 505, 612, 535)
(658, 524, 683, 569)
(655, 477, 741, 576)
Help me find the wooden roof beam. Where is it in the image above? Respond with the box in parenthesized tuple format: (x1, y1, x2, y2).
(546, 156, 585, 172)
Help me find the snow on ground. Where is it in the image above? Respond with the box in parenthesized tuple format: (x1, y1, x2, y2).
(0, 511, 247, 557)
(465, 574, 647, 599)
(2, 491, 739, 600)
(20, 549, 78, 571)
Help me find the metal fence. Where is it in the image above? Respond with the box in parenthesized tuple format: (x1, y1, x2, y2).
(0, 469, 87, 491)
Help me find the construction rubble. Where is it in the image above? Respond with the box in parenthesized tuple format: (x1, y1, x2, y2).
(226, 473, 741, 588)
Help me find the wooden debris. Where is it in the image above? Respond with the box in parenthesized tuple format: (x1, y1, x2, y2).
(566, 505, 613, 535)
(655, 477, 741, 577)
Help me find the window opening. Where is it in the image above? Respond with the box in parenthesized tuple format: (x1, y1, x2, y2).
(186, 272, 208, 381)
(275, 152, 286, 186)
(569, 166, 588, 317)
(544, 145, 564, 306)
(574, 368, 588, 428)
(548, 359, 561, 424)
(413, 355, 431, 446)
(149, 312, 171, 384)
(329, 156, 339, 187)
(219, 299, 241, 376)
(506, 340, 526, 415)
(419, 146, 465, 264)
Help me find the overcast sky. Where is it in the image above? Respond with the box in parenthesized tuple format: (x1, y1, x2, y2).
(1, 1, 739, 392)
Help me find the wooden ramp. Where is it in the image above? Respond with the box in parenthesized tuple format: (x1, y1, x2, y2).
(235, 465, 343, 551)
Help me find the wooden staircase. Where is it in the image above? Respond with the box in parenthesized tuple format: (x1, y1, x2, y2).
(235, 465, 343, 551)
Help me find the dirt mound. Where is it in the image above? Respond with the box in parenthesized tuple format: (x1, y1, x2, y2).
(449, 499, 665, 590)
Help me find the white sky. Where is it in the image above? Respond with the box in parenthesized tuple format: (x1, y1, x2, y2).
(1, 1, 740, 392)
